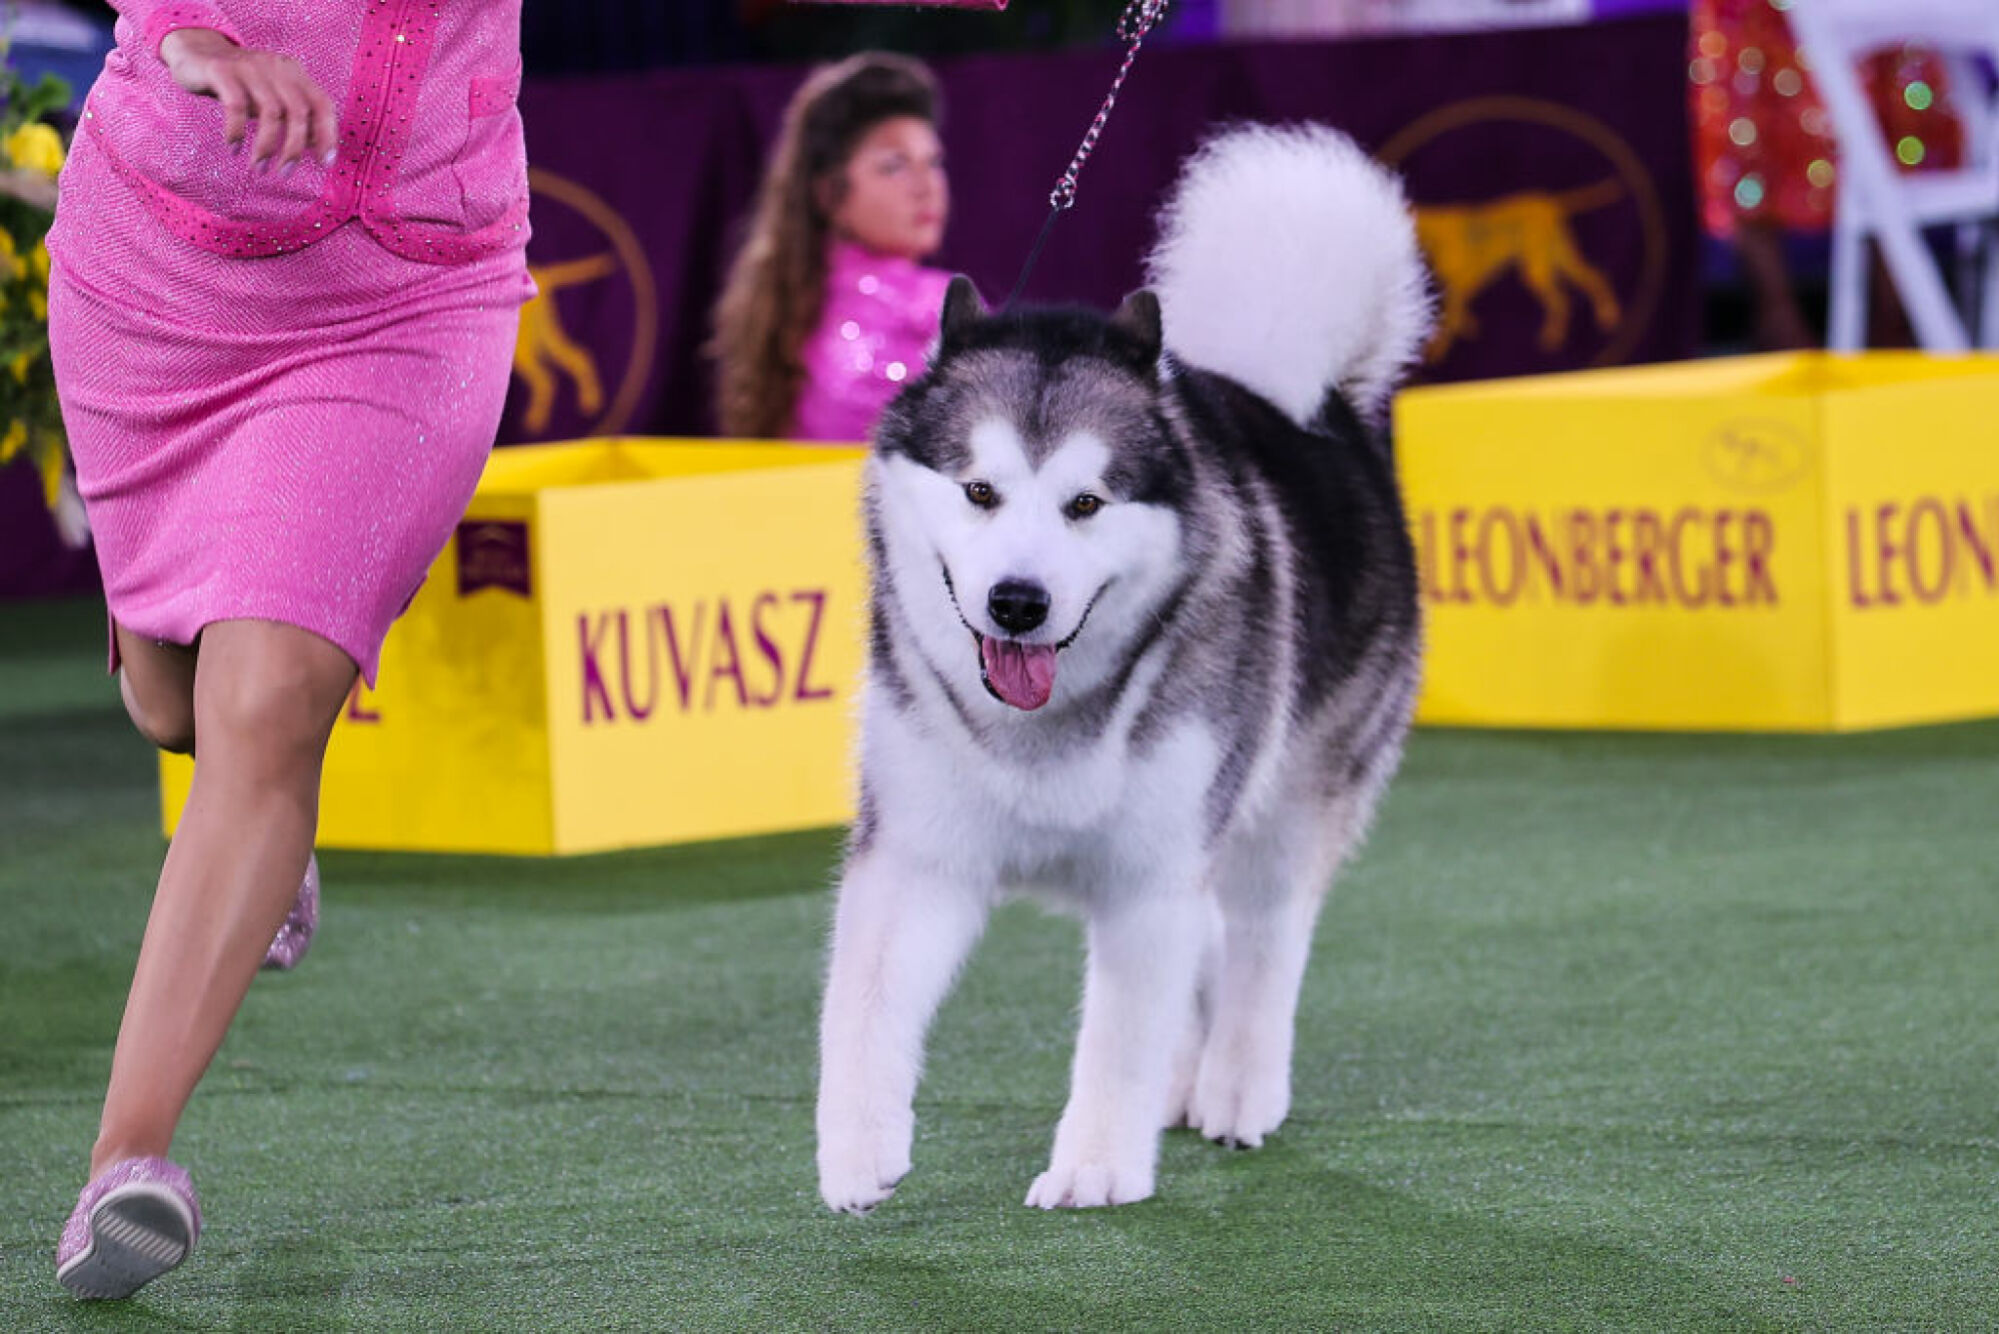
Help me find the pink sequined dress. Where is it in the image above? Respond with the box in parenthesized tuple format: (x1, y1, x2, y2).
(793, 240, 953, 444)
(48, 1, 534, 684)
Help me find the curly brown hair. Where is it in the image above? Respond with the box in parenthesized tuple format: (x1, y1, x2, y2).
(709, 53, 941, 440)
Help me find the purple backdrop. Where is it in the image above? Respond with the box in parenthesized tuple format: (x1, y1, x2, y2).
(4, 14, 1698, 597)
(1594, 0, 1685, 16)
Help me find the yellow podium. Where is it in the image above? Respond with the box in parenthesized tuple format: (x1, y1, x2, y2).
(1397, 352, 1999, 731)
(160, 439, 868, 854)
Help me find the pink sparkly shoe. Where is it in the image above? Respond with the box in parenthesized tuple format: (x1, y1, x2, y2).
(261, 855, 319, 972)
(56, 1156, 201, 1300)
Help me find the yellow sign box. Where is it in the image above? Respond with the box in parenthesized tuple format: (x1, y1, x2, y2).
(1397, 352, 1999, 731)
(162, 439, 868, 854)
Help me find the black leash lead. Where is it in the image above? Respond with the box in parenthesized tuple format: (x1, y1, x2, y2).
(1002, 0, 1173, 310)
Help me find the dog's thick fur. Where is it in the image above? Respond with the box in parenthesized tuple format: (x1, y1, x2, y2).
(816, 124, 1431, 1212)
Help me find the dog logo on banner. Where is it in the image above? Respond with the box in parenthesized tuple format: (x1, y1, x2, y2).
(515, 254, 618, 433)
(1381, 97, 1668, 371)
(1704, 419, 1815, 496)
(509, 168, 660, 438)
(1415, 179, 1625, 357)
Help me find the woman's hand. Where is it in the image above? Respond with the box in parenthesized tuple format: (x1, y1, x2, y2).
(158, 28, 338, 173)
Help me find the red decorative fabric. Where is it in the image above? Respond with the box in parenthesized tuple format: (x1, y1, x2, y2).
(1690, 0, 1965, 239)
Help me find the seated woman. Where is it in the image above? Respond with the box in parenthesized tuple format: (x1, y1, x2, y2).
(711, 52, 951, 443)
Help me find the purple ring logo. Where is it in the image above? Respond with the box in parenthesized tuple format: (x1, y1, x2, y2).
(456, 520, 533, 598)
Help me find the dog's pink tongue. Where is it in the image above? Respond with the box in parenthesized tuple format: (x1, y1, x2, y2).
(981, 637, 1057, 711)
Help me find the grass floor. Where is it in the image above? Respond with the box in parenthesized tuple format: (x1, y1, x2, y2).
(2, 597, 1997, 1331)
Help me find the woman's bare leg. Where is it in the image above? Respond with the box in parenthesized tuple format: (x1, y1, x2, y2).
(89, 619, 356, 1175)
(114, 625, 198, 755)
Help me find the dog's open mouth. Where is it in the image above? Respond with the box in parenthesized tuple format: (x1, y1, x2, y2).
(943, 566, 1106, 714)
(977, 636, 1058, 712)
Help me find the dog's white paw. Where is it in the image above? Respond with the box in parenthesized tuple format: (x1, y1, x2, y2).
(1024, 1155, 1155, 1209)
(817, 1150, 909, 1215)
(819, 1164, 903, 1215)
(817, 1121, 913, 1215)
(1188, 1041, 1291, 1148)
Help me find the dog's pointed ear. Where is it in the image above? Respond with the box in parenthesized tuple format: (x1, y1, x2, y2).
(938, 275, 986, 352)
(1110, 288, 1164, 368)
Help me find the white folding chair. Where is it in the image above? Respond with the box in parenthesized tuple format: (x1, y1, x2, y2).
(1788, 0, 1999, 351)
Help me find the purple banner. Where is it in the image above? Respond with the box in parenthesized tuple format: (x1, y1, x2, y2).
(0, 462, 94, 598)
(1595, 1, 1684, 17)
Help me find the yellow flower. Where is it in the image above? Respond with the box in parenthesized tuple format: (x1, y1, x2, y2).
(0, 229, 21, 284)
(37, 437, 64, 510)
(0, 419, 26, 463)
(4, 122, 66, 177)
(30, 289, 46, 320)
(33, 241, 50, 283)
(10, 346, 36, 383)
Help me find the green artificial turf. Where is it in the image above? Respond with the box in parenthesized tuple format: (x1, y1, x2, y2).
(3, 595, 1997, 1330)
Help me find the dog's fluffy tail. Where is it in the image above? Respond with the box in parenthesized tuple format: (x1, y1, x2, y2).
(1145, 123, 1432, 427)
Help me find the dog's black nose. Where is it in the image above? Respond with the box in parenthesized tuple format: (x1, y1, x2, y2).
(987, 579, 1050, 636)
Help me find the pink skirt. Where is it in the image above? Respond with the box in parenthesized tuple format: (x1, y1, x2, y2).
(47, 132, 532, 685)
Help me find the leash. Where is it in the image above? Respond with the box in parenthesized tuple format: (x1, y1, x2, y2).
(1002, 0, 1173, 310)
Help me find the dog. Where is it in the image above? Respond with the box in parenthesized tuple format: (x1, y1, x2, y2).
(815, 124, 1431, 1213)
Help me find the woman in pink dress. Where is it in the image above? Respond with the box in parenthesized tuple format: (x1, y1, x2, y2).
(711, 52, 952, 443)
(49, 2, 531, 1300)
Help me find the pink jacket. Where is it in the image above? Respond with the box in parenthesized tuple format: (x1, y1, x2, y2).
(793, 241, 953, 444)
(81, 1, 529, 263)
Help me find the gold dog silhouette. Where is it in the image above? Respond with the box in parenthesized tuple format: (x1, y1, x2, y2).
(513, 253, 617, 435)
(1416, 179, 1624, 358)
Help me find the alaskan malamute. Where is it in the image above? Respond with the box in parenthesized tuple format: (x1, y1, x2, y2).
(817, 125, 1432, 1211)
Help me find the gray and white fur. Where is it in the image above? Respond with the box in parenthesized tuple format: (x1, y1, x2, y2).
(817, 123, 1430, 1212)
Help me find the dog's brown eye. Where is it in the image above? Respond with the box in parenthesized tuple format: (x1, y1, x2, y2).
(1067, 493, 1103, 519)
(964, 480, 998, 509)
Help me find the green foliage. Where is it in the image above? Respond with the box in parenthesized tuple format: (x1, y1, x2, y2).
(0, 18, 71, 510)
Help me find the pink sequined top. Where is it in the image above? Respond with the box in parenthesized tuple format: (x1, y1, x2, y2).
(83, 1, 529, 263)
(793, 240, 953, 444)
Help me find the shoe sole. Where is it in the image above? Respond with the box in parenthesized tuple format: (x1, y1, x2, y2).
(56, 1183, 195, 1300)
